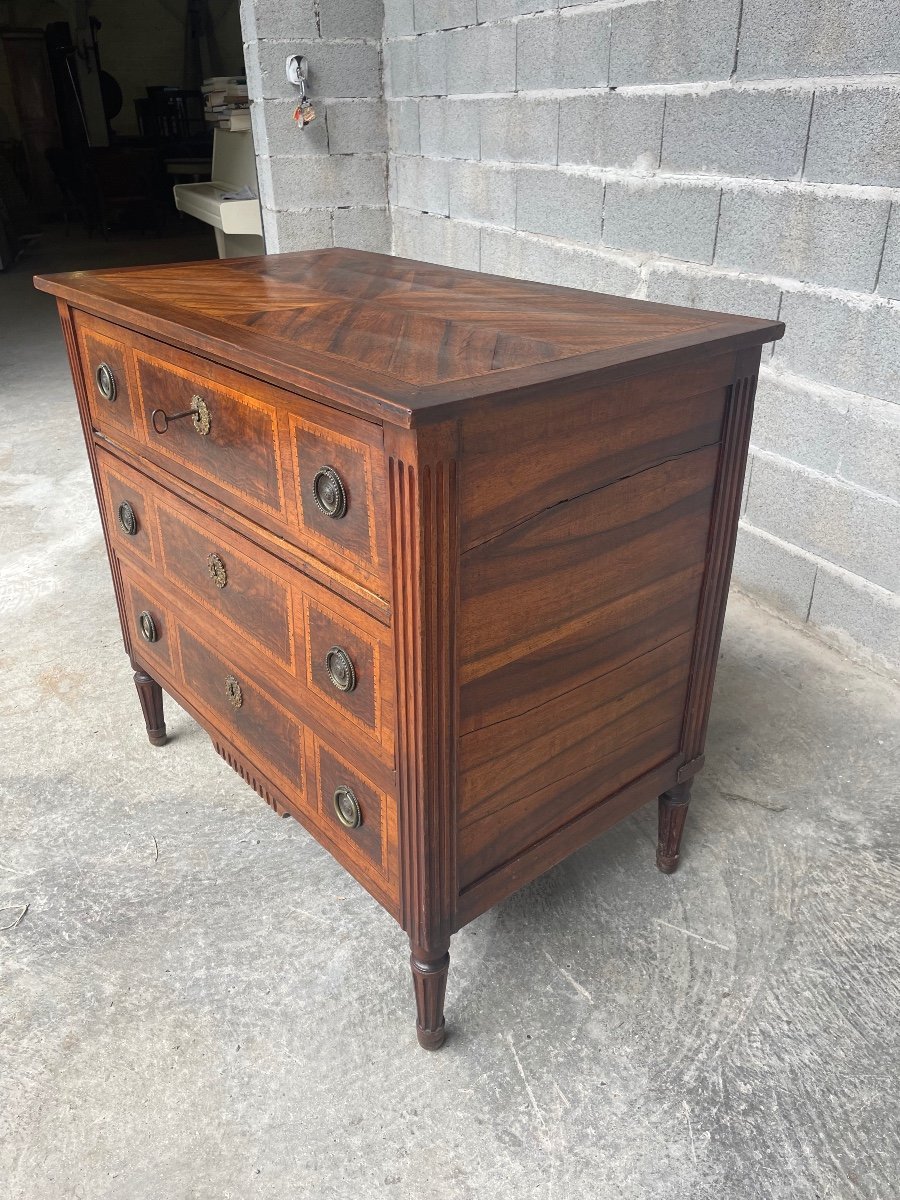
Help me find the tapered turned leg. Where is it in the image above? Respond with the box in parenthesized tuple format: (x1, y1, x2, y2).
(133, 668, 167, 746)
(657, 781, 692, 874)
(410, 941, 450, 1050)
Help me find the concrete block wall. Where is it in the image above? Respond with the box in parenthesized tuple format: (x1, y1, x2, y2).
(241, 0, 390, 252)
(381, 0, 900, 680)
(242, 0, 900, 680)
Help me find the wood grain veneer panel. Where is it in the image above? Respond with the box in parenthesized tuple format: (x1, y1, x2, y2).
(458, 634, 692, 888)
(176, 625, 303, 796)
(155, 497, 294, 671)
(36, 249, 785, 425)
(95, 449, 157, 571)
(459, 444, 720, 732)
(459, 357, 731, 551)
(74, 314, 138, 440)
(132, 350, 286, 518)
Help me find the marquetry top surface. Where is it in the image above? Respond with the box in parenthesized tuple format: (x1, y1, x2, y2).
(36, 248, 783, 425)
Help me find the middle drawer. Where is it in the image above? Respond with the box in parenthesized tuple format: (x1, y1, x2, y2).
(96, 445, 395, 769)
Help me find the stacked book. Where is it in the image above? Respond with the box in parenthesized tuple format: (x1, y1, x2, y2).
(203, 76, 250, 131)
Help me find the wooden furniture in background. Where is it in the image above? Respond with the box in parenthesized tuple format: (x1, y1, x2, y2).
(35, 250, 783, 1049)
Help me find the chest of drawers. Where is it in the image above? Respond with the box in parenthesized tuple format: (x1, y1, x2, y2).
(36, 249, 782, 1049)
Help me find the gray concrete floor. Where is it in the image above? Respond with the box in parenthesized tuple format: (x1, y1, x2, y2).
(2, 226, 900, 1200)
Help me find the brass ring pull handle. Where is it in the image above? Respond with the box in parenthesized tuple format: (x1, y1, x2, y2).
(224, 674, 243, 709)
(118, 500, 137, 536)
(150, 395, 211, 436)
(138, 610, 158, 643)
(312, 465, 347, 519)
(333, 785, 361, 829)
(207, 552, 227, 588)
(325, 646, 356, 693)
(96, 362, 116, 403)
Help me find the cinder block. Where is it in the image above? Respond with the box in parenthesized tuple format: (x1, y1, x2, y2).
(264, 153, 387, 208)
(327, 100, 388, 153)
(736, 0, 900, 80)
(383, 0, 415, 35)
(478, 0, 552, 17)
(446, 23, 516, 93)
(516, 10, 610, 90)
(661, 87, 811, 181)
(716, 186, 892, 292)
(415, 0, 476, 32)
(481, 228, 641, 296)
(251, 99, 330, 157)
(839, 394, 900, 504)
(255, 39, 382, 99)
(244, 0, 317, 40)
(558, 93, 663, 172)
(419, 98, 480, 159)
(775, 290, 900, 405)
(516, 168, 604, 244)
(602, 179, 721, 263)
(333, 206, 391, 252)
(808, 563, 900, 680)
(261, 205, 279, 251)
(243, 39, 263, 99)
(265, 207, 334, 253)
(240, 2, 257, 44)
(745, 452, 900, 592)
(877, 203, 900, 301)
(392, 208, 481, 269)
(448, 161, 516, 227)
(732, 522, 818, 624)
(319, 0, 384, 38)
(645, 262, 782, 321)
(749, 370, 848, 475)
(609, 0, 742, 85)
(384, 31, 447, 95)
(387, 99, 419, 155)
(804, 86, 900, 187)
(480, 97, 558, 164)
(394, 155, 449, 214)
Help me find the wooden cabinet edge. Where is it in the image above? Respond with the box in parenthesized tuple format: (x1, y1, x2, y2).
(385, 421, 461, 1049)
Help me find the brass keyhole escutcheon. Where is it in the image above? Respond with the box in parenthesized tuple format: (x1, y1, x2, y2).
(225, 674, 243, 709)
(333, 785, 361, 829)
(191, 395, 211, 436)
(96, 362, 116, 403)
(150, 395, 211, 436)
(312, 465, 347, 519)
(325, 646, 356, 693)
(118, 500, 137, 536)
(139, 610, 158, 643)
(207, 552, 227, 588)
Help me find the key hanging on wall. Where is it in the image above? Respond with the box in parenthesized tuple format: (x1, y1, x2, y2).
(286, 54, 316, 130)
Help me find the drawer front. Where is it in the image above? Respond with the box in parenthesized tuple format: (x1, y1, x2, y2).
(299, 588, 394, 760)
(133, 349, 288, 524)
(98, 445, 394, 766)
(289, 409, 388, 587)
(311, 735, 399, 897)
(155, 496, 295, 672)
(176, 626, 303, 794)
(119, 558, 397, 909)
(75, 317, 137, 439)
(96, 452, 156, 569)
(123, 572, 175, 675)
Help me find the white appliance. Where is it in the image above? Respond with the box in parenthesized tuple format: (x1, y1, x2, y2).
(173, 129, 264, 258)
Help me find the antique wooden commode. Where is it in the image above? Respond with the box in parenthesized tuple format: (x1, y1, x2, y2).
(36, 250, 783, 1048)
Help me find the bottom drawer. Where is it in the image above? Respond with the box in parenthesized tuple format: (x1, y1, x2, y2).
(120, 561, 400, 912)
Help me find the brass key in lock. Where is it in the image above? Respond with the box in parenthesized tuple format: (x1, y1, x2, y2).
(150, 395, 211, 436)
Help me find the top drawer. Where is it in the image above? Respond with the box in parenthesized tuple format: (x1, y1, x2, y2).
(72, 312, 390, 597)
(132, 348, 287, 522)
